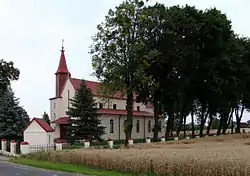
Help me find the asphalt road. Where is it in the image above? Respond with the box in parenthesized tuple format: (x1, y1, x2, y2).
(0, 156, 86, 176)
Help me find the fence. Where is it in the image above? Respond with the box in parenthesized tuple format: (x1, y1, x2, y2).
(29, 144, 55, 153)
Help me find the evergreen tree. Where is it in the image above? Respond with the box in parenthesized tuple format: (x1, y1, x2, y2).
(66, 80, 105, 141)
(0, 87, 29, 138)
(0, 59, 19, 97)
(42, 112, 50, 125)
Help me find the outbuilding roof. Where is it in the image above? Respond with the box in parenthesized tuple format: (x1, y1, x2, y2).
(23, 118, 54, 132)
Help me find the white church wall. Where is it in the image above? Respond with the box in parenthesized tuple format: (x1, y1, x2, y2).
(57, 78, 75, 119)
(99, 115, 164, 140)
(100, 115, 120, 140)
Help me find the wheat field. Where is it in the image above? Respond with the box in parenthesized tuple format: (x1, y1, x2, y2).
(27, 134, 250, 176)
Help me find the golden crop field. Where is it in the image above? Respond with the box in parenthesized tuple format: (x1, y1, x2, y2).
(28, 134, 250, 176)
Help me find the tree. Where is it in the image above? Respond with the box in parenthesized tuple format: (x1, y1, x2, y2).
(42, 112, 50, 125)
(90, 0, 147, 144)
(0, 59, 19, 97)
(247, 120, 250, 128)
(66, 80, 105, 142)
(0, 87, 29, 139)
(134, 3, 167, 141)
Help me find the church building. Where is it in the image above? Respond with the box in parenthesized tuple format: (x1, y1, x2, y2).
(49, 46, 165, 140)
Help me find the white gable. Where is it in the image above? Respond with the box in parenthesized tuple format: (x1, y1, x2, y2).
(25, 120, 45, 132)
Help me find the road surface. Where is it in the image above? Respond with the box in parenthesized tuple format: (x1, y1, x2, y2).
(0, 156, 86, 176)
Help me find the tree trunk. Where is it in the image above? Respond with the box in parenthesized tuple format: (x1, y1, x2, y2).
(235, 105, 244, 133)
(207, 115, 213, 135)
(235, 119, 241, 133)
(165, 114, 174, 139)
(183, 116, 186, 137)
(152, 99, 159, 142)
(217, 114, 227, 135)
(125, 91, 133, 146)
(191, 109, 195, 138)
(222, 109, 233, 134)
(199, 110, 209, 137)
(217, 118, 223, 135)
(176, 115, 183, 137)
(231, 114, 234, 134)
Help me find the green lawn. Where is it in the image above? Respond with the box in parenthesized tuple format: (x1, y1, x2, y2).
(10, 157, 143, 176)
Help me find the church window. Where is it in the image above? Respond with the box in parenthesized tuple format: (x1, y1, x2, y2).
(53, 113, 56, 121)
(110, 119, 114, 133)
(148, 120, 151, 133)
(67, 90, 70, 109)
(99, 103, 103, 108)
(136, 120, 140, 133)
(53, 103, 56, 109)
(137, 106, 140, 111)
(124, 120, 127, 131)
(113, 104, 117, 109)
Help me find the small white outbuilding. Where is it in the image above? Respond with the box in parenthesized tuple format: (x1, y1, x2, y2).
(23, 118, 55, 145)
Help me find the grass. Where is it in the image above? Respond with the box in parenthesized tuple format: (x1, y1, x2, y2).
(12, 133, 250, 176)
(11, 157, 138, 176)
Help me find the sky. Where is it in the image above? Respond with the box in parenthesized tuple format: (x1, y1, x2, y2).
(0, 0, 249, 121)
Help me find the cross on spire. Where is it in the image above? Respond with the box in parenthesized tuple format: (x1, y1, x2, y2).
(62, 39, 64, 50)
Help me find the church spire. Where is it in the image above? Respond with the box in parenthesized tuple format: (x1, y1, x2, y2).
(55, 39, 69, 74)
(55, 39, 71, 97)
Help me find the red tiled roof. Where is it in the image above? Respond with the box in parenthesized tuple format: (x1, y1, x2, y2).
(52, 109, 154, 124)
(69, 78, 136, 100)
(23, 118, 54, 132)
(49, 96, 62, 100)
(240, 123, 248, 128)
(51, 117, 69, 124)
(146, 103, 154, 109)
(56, 48, 70, 74)
(99, 109, 154, 117)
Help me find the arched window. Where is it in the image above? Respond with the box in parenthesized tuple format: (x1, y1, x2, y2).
(158, 120, 162, 132)
(110, 119, 114, 133)
(124, 120, 127, 126)
(123, 120, 127, 132)
(148, 120, 151, 133)
(136, 120, 140, 133)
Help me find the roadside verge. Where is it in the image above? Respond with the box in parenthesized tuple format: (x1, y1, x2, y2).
(10, 157, 137, 176)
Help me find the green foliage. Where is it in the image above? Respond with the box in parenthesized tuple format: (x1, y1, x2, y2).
(0, 59, 19, 97)
(91, 1, 250, 139)
(0, 87, 30, 138)
(90, 0, 149, 143)
(66, 80, 105, 142)
(42, 112, 50, 125)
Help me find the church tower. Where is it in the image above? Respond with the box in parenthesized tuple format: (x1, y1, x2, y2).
(55, 40, 71, 97)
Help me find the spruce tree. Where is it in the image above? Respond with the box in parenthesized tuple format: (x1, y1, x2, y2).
(66, 80, 105, 141)
(42, 112, 50, 125)
(0, 87, 29, 138)
(0, 59, 20, 97)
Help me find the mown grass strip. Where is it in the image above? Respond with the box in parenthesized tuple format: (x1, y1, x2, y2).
(10, 157, 136, 176)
